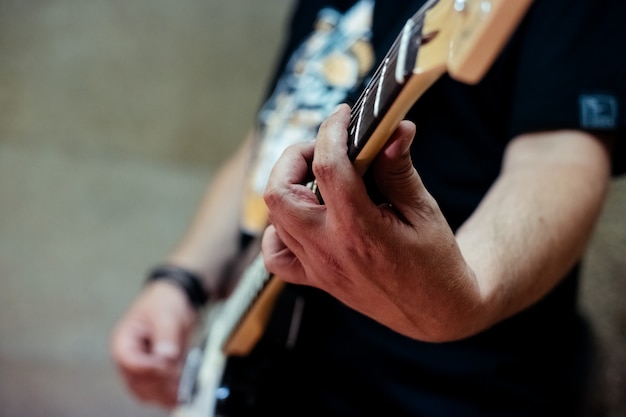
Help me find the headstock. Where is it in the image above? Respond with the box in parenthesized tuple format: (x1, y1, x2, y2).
(417, 0, 534, 83)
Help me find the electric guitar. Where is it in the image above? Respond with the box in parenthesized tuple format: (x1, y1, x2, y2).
(171, 0, 533, 415)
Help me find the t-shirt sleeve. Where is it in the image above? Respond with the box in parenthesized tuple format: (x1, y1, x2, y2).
(508, 0, 626, 175)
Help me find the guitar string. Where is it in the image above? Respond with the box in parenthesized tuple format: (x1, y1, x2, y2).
(219, 252, 270, 345)
(349, 4, 426, 126)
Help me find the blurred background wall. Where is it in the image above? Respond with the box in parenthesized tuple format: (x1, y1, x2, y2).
(0, 1, 623, 416)
(0, 0, 290, 415)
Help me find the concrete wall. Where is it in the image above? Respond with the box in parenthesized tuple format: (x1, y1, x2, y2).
(0, 1, 290, 416)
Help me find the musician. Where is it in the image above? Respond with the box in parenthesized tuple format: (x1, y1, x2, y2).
(111, 0, 626, 415)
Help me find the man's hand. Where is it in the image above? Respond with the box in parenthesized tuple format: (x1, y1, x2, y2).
(262, 104, 612, 343)
(110, 281, 198, 408)
(261, 104, 482, 341)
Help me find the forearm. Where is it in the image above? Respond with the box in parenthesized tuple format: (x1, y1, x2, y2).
(166, 132, 256, 297)
(456, 130, 612, 333)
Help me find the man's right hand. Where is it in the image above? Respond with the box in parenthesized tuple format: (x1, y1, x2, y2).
(110, 281, 199, 408)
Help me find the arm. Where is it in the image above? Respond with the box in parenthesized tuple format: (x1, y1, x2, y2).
(166, 131, 256, 297)
(456, 129, 611, 335)
(262, 105, 611, 342)
(110, 132, 255, 407)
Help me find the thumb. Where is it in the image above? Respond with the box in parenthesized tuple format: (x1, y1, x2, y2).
(374, 121, 428, 219)
(151, 315, 184, 362)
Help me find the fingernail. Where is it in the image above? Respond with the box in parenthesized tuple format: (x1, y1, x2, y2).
(331, 103, 344, 114)
(154, 341, 179, 359)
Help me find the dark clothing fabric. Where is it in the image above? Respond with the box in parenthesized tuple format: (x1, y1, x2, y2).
(223, 0, 626, 416)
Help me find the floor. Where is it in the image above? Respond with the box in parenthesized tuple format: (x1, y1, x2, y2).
(0, 1, 624, 416)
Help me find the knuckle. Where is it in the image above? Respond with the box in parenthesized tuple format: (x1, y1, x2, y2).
(311, 158, 336, 182)
(410, 194, 441, 224)
(263, 183, 282, 207)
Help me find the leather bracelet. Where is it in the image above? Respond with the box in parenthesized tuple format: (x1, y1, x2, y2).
(146, 265, 209, 309)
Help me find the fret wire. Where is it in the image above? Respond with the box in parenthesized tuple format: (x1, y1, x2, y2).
(349, 18, 412, 123)
(349, 52, 391, 122)
(357, 0, 431, 96)
(350, 0, 429, 117)
(349, 36, 402, 128)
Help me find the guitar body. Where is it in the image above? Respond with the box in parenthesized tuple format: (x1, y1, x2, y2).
(171, 1, 533, 415)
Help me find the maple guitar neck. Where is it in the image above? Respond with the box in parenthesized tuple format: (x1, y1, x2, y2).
(221, 0, 533, 357)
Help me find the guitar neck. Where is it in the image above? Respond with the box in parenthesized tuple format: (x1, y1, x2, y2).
(347, 0, 446, 175)
(218, 250, 278, 356)
(347, 5, 426, 164)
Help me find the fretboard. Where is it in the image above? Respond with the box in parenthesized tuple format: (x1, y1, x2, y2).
(347, 2, 430, 162)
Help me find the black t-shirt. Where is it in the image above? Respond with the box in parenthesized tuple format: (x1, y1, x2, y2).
(221, 1, 626, 416)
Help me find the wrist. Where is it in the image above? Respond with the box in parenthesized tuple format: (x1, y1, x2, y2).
(146, 265, 210, 310)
